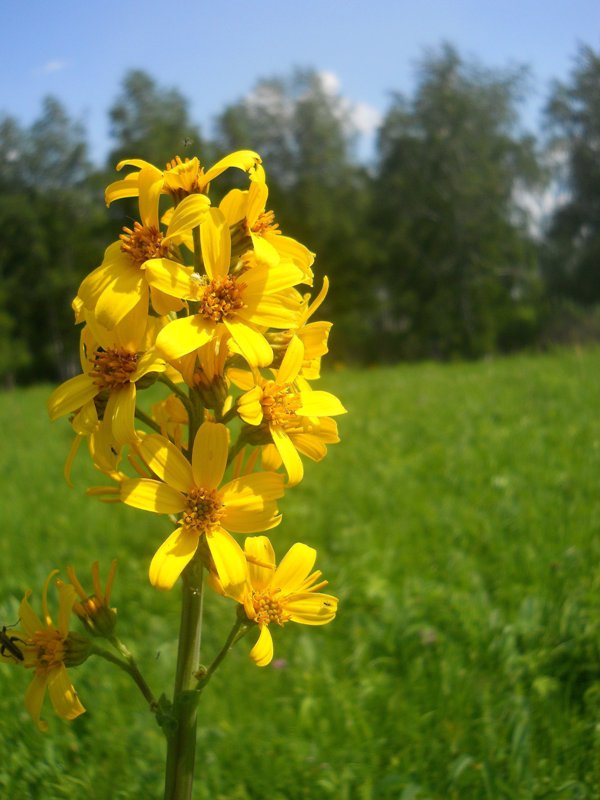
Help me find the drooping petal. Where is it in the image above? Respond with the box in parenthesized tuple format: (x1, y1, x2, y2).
(290, 432, 328, 462)
(135, 434, 193, 491)
(94, 269, 147, 331)
(271, 543, 316, 594)
(149, 528, 199, 590)
(156, 315, 214, 361)
(206, 528, 248, 598)
(138, 166, 163, 229)
(219, 188, 247, 225)
(47, 664, 86, 720)
(25, 672, 49, 732)
(270, 426, 304, 486)
(106, 384, 137, 444)
(191, 421, 229, 490)
(223, 319, 272, 368)
(120, 478, 186, 514)
(236, 385, 264, 426)
(48, 374, 97, 421)
(56, 583, 76, 637)
(249, 625, 274, 667)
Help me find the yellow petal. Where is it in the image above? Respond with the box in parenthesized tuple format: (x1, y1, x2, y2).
(25, 672, 49, 732)
(219, 188, 248, 225)
(261, 444, 282, 471)
(19, 591, 43, 638)
(222, 506, 281, 534)
(138, 166, 163, 228)
(271, 543, 316, 594)
(249, 625, 273, 667)
(106, 384, 137, 444)
(276, 336, 304, 385)
(236, 385, 264, 426)
(290, 432, 328, 462)
(94, 269, 147, 331)
(47, 664, 85, 720)
(206, 527, 248, 597)
(136, 434, 193, 491)
(284, 593, 338, 625)
(144, 258, 198, 300)
(164, 194, 211, 242)
(244, 536, 276, 591)
(120, 478, 186, 514)
(48, 374, 97, 421)
(191, 421, 229, 490)
(298, 390, 347, 417)
(243, 262, 304, 296)
(156, 316, 214, 361)
(149, 528, 199, 590)
(105, 172, 140, 205)
(221, 472, 285, 507)
(201, 207, 230, 279)
(271, 426, 304, 486)
(200, 150, 262, 189)
(223, 319, 272, 368)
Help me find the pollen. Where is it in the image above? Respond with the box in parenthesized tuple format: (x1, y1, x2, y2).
(180, 487, 224, 534)
(251, 590, 289, 627)
(250, 210, 280, 237)
(120, 221, 169, 267)
(261, 382, 302, 426)
(198, 276, 246, 322)
(90, 348, 139, 390)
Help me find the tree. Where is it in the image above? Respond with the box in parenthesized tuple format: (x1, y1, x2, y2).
(108, 70, 203, 170)
(543, 45, 600, 303)
(373, 44, 544, 359)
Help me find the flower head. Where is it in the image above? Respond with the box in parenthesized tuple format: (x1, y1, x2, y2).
(227, 537, 338, 667)
(0, 571, 89, 731)
(61, 561, 118, 637)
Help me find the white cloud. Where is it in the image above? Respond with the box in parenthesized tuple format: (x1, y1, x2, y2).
(39, 60, 68, 74)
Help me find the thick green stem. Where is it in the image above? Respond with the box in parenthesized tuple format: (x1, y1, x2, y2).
(163, 558, 205, 800)
(135, 406, 162, 434)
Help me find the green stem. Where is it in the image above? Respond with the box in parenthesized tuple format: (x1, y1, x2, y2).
(159, 375, 194, 415)
(91, 644, 157, 709)
(135, 406, 162, 434)
(163, 558, 205, 800)
(195, 617, 249, 692)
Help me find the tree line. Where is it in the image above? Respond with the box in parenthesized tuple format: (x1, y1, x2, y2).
(1, 42, 599, 384)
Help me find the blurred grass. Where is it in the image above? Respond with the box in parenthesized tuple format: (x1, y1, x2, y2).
(2, 348, 600, 798)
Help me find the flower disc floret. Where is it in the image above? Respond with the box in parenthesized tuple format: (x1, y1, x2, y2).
(90, 348, 139, 390)
(119, 222, 169, 267)
(261, 383, 302, 426)
(199, 276, 246, 322)
(181, 488, 224, 534)
(251, 590, 288, 627)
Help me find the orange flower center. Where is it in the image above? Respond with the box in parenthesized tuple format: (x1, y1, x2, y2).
(251, 590, 288, 627)
(120, 222, 169, 267)
(181, 487, 224, 534)
(261, 382, 302, 426)
(90, 348, 139, 390)
(31, 630, 66, 672)
(198, 276, 246, 322)
(251, 210, 280, 237)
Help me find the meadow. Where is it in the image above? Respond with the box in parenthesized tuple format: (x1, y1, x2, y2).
(1, 347, 600, 799)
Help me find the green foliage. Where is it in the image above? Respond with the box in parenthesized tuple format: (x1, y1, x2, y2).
(543, 45, 600, 304)
(372, 44, 545, 360)
(2, 349, 600, 797)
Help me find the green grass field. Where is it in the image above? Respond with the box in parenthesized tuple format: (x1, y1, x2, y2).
(2, 348, 600, 799)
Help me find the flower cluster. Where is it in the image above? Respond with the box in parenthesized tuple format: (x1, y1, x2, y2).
(5, 149, 344, 732)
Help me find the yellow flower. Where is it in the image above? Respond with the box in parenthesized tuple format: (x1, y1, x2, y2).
(228, 536, 338, 667)
(79, 167, 210, 330)
(147, 208, 305, 368)
(48, 303, 167, 445)
(116, 421, 285, 592)
(220, 177, 315, 281)
(105, 150, 263, 205)
(233, 336, 346, 485)
(1, 571, 89, 731)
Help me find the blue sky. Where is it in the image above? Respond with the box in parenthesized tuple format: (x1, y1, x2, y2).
(2, 0, 599, 164)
